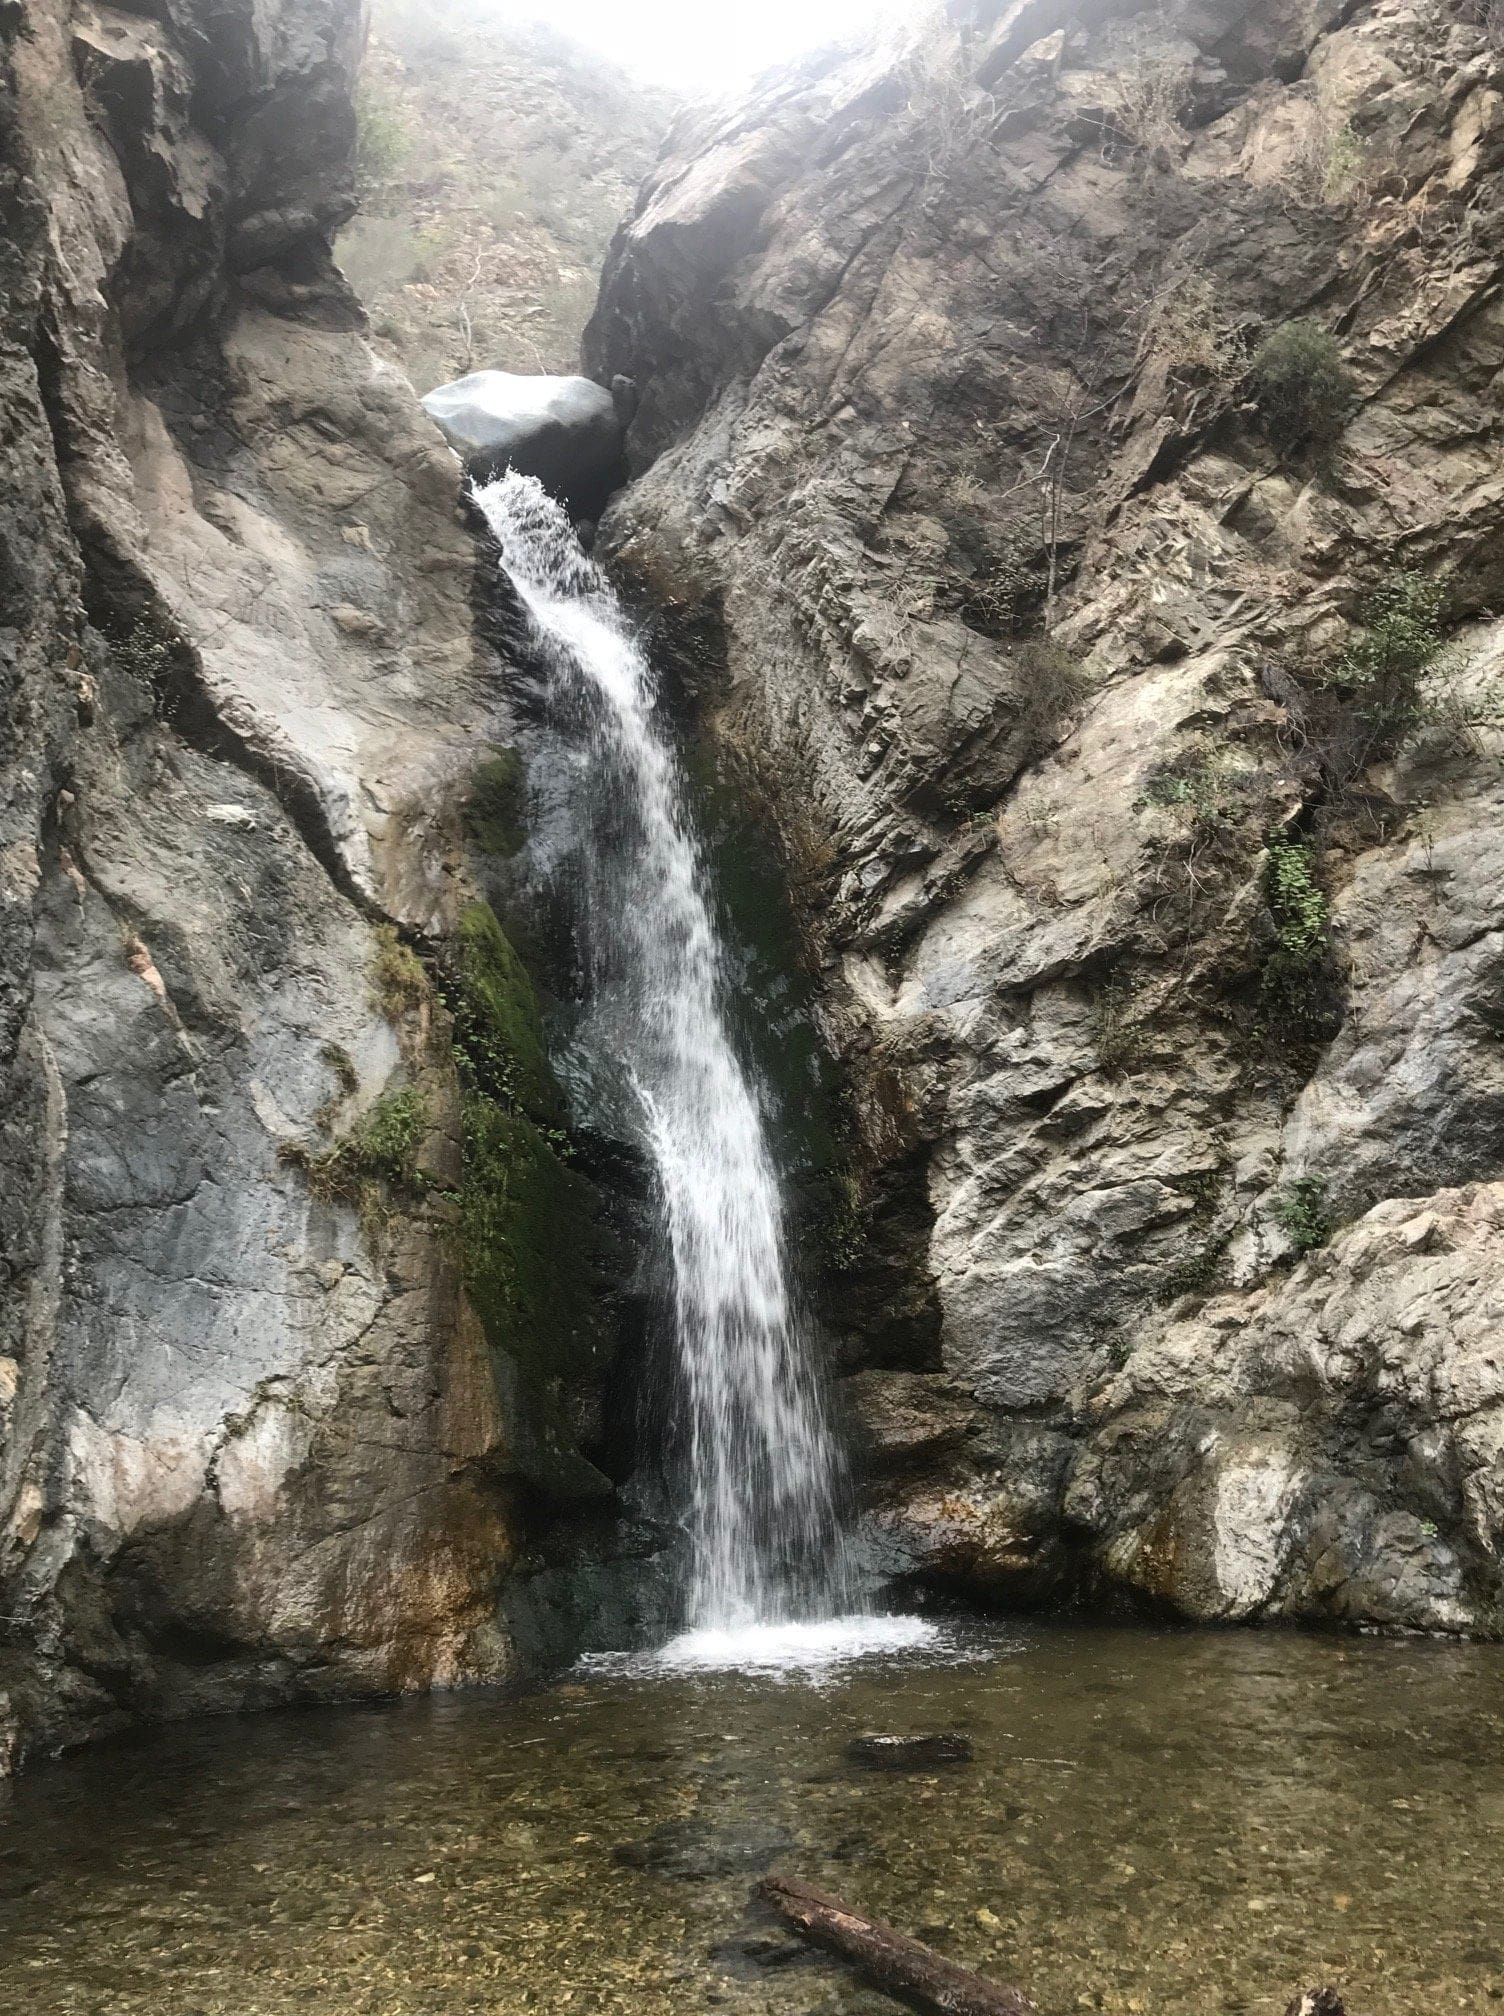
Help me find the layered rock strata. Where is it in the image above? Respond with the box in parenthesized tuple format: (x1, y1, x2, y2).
(588, 0, 1504, 1631)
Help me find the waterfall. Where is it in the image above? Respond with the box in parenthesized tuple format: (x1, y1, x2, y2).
(473, 472, 853, 1637)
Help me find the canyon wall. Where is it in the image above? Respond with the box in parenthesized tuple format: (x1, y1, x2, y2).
(588, 0, 1504, 1633)
(0, 0, 630, 1771)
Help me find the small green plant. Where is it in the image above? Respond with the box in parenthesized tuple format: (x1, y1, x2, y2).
(372, 924, 427, 1021)
(1248, 320, 1355, 449)
(1273, 1176, 1331, 1255)
(1319, 120, 1368, 202)
(1265, 840, 1329, 962)
(280, 1086, 429, 1233)
(1258, 838, 1333, 1037)
(1138, 747, 1242, 833)
(1274, 83, 1374, 206)
(1330, 570, 1445, 750)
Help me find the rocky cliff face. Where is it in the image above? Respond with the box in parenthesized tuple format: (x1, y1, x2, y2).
(0, 0, 631, 1772)
(588, 0, 1504, 1633)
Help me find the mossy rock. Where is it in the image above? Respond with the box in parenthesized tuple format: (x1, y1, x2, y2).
(445, 901, 615, 1499)
(451, 899, 562, 1126)
(460, 1091, 614, 1501)
(461, 1093, 606, 1379)
(464, 747, 527, 859)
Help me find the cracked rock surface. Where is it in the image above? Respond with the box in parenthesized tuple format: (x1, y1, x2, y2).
(0, 0, 570, 1766)
(589, 0, 1504, 1632)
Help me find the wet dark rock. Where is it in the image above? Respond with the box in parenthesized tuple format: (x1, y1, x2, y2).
(711, 1931, 826, 1977)
(845, 1732, 973, 1771)
(612, 1817, 795, 1881)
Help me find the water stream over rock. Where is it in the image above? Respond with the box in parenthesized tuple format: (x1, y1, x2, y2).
(474, 474, 870, 1656)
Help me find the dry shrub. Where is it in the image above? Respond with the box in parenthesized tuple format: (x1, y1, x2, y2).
(1278, 86, 1373, 206)
(1248, 320, 1355, 449)
(1012, 639, 1091, 760)
(1459, 0, 1504, 49)
(960, 529, 1047, 640)
(1111, 17, 1194, 160)
(1147, 273, 1243, 384)
(896, 7, 994, 174)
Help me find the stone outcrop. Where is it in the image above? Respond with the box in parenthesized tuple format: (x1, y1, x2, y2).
(422, 368, 626, 512)
(0, 0, 629, 1769)
(588, 0, 1504, 1632)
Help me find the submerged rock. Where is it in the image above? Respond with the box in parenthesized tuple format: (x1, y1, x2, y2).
(845, 1732, 973, 1771)
(421, 370, 625, 514)
(612, 1817, 795, 1881)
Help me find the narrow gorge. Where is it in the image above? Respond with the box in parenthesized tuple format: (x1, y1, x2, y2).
(3, 0, 1504, 2008)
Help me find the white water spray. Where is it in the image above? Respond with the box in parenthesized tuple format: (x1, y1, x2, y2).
(474, 472, 859, 1640)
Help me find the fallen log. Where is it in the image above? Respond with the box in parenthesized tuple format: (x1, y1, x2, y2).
(755, 1874, 1036, 2016)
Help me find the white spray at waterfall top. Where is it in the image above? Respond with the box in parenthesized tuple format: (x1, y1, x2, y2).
(473, 472, 886, 1651)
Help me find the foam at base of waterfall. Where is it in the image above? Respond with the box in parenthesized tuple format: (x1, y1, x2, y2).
(645, 1613, 939, 1675)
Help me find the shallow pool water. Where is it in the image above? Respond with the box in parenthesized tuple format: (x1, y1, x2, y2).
(3, 1618, 1503, 2015)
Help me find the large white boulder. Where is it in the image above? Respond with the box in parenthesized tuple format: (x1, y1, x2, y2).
(422, 370, 626, 514)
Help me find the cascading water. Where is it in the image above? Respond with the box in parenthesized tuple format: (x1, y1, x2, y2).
(474, 471, 880, 1653)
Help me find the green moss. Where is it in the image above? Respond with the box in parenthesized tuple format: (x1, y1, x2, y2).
(459, 1094, 605, 1388)
(804, 1167, 867, 1274)
(437, 900, 612, 1497)
(447, 900, 561, 1125)
(464, 749, 527, 859)
(1156, 1237, 1227, 1304)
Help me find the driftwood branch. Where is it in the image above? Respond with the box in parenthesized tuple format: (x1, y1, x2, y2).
(756, 1874, 1036, 2016)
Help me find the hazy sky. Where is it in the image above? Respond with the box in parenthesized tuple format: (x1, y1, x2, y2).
(490, 0, 899, 91)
